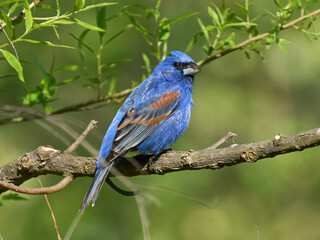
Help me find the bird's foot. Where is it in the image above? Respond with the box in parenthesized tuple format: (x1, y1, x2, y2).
(148, 154, 159, 166)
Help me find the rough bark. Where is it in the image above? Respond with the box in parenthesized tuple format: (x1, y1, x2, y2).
(1, 128, 319, 195)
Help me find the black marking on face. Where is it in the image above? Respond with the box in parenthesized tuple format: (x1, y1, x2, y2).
(173, 62, 191, 70)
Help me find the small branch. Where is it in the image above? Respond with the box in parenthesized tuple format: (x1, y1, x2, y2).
(0, 175, 73, 195)
(281, 9, 320, 29)
(51, 87, 135, 115)
(0, 128, 319, 195)
(0, 87, 135, 126)
(1, 9, 319, 127)
(197, 8, 320, 66)
(204, 131, 237, 151)
(0, 0, 44, 29)
(0, 20, 19, 60)
(37, 178, 62, 240)
(65, 120, 98, 154)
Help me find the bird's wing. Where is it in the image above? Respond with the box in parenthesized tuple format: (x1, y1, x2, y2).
(110, 89, 181, 156)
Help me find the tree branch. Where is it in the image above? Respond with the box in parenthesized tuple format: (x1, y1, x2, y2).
(0, 175, 73, 194)
(64, 120, 98, 154)
(0, 88, 135, 126)
(0, 127, 319, 195)
(197, 8, 320, 67)
(0, 0, 44, 30)
(1, 8, 319, 127)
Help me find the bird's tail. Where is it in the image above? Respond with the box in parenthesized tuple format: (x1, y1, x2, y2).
(79, 161, 114, 212)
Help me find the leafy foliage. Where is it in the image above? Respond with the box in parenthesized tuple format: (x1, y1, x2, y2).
(0, 0, 319, 121)
(123, 0, 198, 62)
(186, 0, 320, 60)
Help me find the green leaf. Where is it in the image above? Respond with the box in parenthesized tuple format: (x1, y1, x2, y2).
(83, 82, 97, 89)
(224, 32, 236, 47)
(0, 0, 22, 7)
(224, 22, 257, 28)
(0, 49, 24, 82)
(75, 0, 85, 12)
(76, 2, 117, 13)
(69, 30, 95, 62)
(22, 0, 33, 32)
(244, 50, 250, 59)
(8, 2, 20, 16)
(185, 29, 204, 53)
(87, 76, 99, 83)
(36, 4, 56, 9)
(2, 193, 28, 201)
(44, 105, 52, 115)
(55, 0, 61, 15)
(49, 19, 75, 25)
(123, 9, 152, 36)
(158, 12, 198, 43)
(203, 45, 213, 55)
(96, 7, 107, 38)
(158, 17, 170, 41)
(142, 53, 151, 75)
(208, 6, 221, 28)
(0, 73, 16, 79)
(0, 10, 13, 38)
(108, 77, 116, 94)
(265, 34, 275, 49)
(236, 3, 248, 16)
(104, 24, 133, 46)
(55, 65, 81, 73)
(165, 12, 198, 25)
(106, 58, 131, 68)
(18, 39, 74, 49)
(57, 75, 81, 86)
(72, 18, 105, 32)
(23, 91, 40, 105)
(277, 38, 290, 53)
(145, 8, 155, 19)
(52, 26, 60, 40)
(197, 18, 211, 45)
(162, 41, 167, 60)
(131, 80, 140, 88)
(252, 49, 265, 62)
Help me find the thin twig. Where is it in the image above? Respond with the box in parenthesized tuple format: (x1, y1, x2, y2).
(197, 8, 320, 66)
(0, 175, 73, 195)
(0, 9, 319, 126)
(64, 120, 98, 154)
(204, 131, 237, 151)
(0, 87, 135, 126)
(37, 178, 62, 240)
(0, 20, 19, 60)
(281, 9, 320, 29)
(0, 0, 43, 29)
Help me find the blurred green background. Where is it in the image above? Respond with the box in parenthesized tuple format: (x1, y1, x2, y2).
(1, 0, 320, 239)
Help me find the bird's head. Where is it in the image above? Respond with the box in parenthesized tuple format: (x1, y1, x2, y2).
(153, 51, 201, 80)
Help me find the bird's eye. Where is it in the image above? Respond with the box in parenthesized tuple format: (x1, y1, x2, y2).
(173, 62, 183, 70)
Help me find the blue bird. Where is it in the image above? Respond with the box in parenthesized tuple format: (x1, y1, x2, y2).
(80, 51, 201, 211)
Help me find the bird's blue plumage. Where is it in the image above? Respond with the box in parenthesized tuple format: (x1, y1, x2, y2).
(80, 51, 201, 211)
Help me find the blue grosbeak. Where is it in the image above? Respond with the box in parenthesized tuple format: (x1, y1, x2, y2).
(80, 51, 201, 211)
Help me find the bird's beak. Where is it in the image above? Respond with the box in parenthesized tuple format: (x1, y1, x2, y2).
(182, 62, 201, 76)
